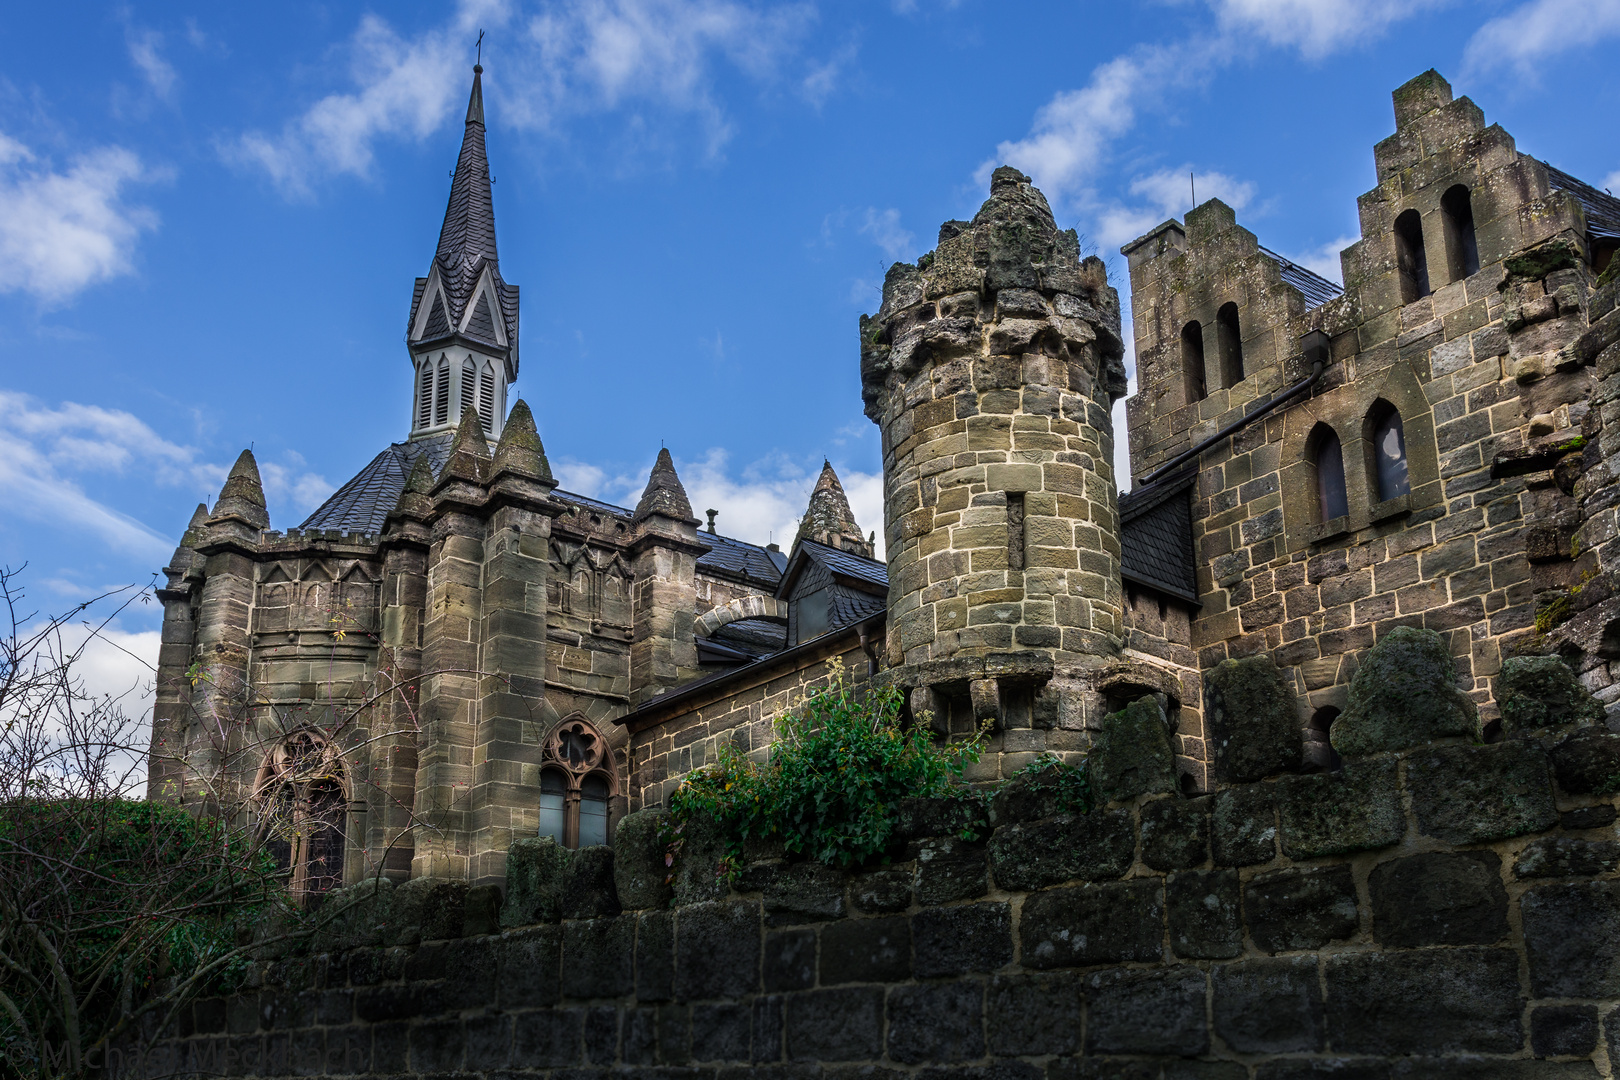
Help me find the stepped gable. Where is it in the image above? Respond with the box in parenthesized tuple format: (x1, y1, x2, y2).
(632, 448, 697, 524)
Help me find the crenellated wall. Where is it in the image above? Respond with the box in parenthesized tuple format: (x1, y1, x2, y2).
(130, 633, 1620, 1079)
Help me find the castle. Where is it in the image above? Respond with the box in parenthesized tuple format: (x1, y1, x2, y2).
(149, 67, 1620, 899)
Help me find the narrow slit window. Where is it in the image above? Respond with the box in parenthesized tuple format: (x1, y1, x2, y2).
(1216, 302, 1244, 388)
(1181, 321, 1207, 405)
(460, 358, 476, 422)
(478, 363, 496, 433)
(1394, 209, 1430, 302)
(1007, 492, 1026, 572)
(1371, 406, 1411, 501)
(1441, 184, 1480, 282)
(1312, 425, 1349, 522)
(417, 362, 433, 430)
(578, 774, 610, 848)
(538, 769, 567, 844)
(1305, 706, 1343, 772)
(434, 356, 450, 426)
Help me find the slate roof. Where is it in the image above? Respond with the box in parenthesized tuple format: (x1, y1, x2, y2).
(1258, 245, 1344, 308)
(300, 433, 455, 534)
(1541, 161, 1620, 242)
(780, 539, 890, 597)
(1118, 475, 1200, 604)
(696, 532, 787, 586)
(407, 67, 520, 370)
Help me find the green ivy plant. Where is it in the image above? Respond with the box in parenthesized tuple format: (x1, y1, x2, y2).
(668, 660, 985, 871)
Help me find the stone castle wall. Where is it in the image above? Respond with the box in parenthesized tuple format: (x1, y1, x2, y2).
(130, 637, 1620, 1079)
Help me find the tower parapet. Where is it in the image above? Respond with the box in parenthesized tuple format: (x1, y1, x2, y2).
(860, 166, 1130, 765)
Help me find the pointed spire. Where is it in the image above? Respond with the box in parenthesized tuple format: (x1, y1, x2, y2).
(436, 66, 498, 268)
(439, 407, 491, 485)
(490, 399, 554, 483)
(209, 450, 269, 529)
(633, 448, 696, 524)
(795, 460, 872, 558)
(393, 453, 437, 519)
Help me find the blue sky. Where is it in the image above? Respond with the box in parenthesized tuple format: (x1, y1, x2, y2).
(2, 0, 1618, 693)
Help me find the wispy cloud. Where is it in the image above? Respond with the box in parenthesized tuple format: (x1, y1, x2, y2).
(1605, 170, 1620, 195)
(125, 24, 178, 100)
(1092, 166, 1256, 249)
(1209, 0, 1449, 60)
(0, 133, 160, 304)
(0, 392, 328, 557)
(230, 0, 827, 195)
(858, 207, 915, 260)
(1463, 0, 1620, 81)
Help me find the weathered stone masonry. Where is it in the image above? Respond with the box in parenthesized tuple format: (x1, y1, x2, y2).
(134, 642, 1620, 1078)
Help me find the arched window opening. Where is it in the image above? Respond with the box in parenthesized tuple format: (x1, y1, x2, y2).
(538, 769, 567, 844)
(1179, 772, 1201, 797)
(1304, 707, 1342, 772)
(416, 362, 433, 430)
(433, 356, 451, 426)
(579, 775, 611, 848)
(1441, 185, 1480, 282)
(1310, 423, 1349, 522)
(257, 732, 348, 907)
(1181, 321, 1207, 405)
(478, 363, 496, 433)
(1394, 209, 1430, 302)
(1216, 302, 1245, 388)
(460, 358, 476, 422)
(538, 718, 619, 849)
(1369, 404, 1411, 502)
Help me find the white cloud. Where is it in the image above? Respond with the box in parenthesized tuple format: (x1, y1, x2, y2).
(0, 132, 159, 304)
(593, 449, 885, 559)
(1210, 0, 1447, 59)
(126, 25, 178, 100)
(1280, 234, 1357, 286)
(1463, 0, 1620, 80)
(1605, 171, 1620, 195)
(858, 207, 915, 260)
(1092, 166, 1256, 249)
(232, 0, 825, 194)
(0, 391, 327, 557)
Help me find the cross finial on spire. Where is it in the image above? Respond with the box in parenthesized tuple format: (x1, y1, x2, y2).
(475, 29, 484, 70)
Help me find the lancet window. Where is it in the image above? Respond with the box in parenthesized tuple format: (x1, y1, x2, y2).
(537, 718, 617, 849)
(257, 731, 347, 906)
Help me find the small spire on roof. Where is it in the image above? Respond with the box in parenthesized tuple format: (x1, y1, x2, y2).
(633, 448, 696, 524)
(439, 407, 492, 485)
(208, 449, 270, 530)
(490, 399, 554, 484)
(794, 460, 872, 558)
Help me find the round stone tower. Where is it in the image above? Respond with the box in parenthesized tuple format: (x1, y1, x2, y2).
(860, 166, 1129, 760)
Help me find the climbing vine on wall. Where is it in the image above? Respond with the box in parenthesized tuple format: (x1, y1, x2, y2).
(667, 661, 986, 871)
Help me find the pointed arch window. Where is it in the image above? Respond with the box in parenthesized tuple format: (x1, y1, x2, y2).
(1181, 321, 1207, 405)
(1368, 403, 1411, 502)
(460, 357, 476, 421)
(1441, 184, 1480, 282)
(1394, 209, 1430, 302)
(1309, 423, 1349, 523)
(1216, 302, 1244, 388)
(417, 362, 434, 431)
(537, 718, 618, 849)
(257, 731, 347, 906)
(434, 356, 451, 426)
(478, 362, 496, 433)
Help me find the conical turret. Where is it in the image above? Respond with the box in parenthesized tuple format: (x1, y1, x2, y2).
(179, 502, 210, 548)
(795, 460, 872, 558)
(490, 399, 554, 483)
(633, 448, 696, 524)
(208, 450, 269, 529)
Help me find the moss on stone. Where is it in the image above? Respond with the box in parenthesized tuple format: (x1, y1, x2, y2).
(1497, 656, 1605, 733)
(1503, 239, 1580, 281)
(1332, 626, 1478, 757)
(501, 837, 570, 926)
(613, 808, 674, 910)
(1091, 696, 1177, 803)
(491, 398, 554, 482)
(1203, 655, 1303, 782)
(1276, 758, 1404, 859)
